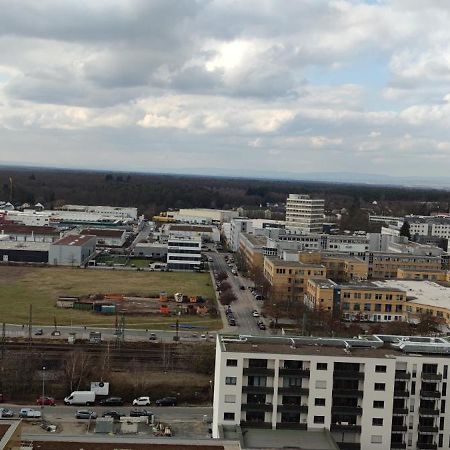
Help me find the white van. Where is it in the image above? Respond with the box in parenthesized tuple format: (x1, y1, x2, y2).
(64, 391, 96, 406)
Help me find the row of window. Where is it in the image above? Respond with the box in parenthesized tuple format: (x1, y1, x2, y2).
(342, 292, 403, 300)
(342, 302, 403, 312)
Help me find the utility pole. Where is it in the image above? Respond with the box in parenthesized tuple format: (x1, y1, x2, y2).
(28, 304, 32, 346)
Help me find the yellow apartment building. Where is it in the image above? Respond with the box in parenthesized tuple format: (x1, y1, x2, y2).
(239, 233, 268, 273)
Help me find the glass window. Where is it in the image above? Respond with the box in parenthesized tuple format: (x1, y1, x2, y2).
(375, 365, 386, 373)
(317, 362, 328, 370)
(314, 416, 325, 424)
(373, 400, 384, 408)
(224, 412, 235, 420)
(372, 418, 383, 426)
(374, 383, 385, 391)
(315, 398, 326, 406)
(225, 377, 237, 385)
(227, 359, 238, 367)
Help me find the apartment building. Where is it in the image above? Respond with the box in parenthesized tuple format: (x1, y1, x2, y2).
(397, 268, 450, 282)
(166, 236, 202, 271)
(263, 257, 327, 303)
(213, 333, 450, 450)
(285, 194, 325, 233)
(239, 234, 276, 273)
(406, 216, 450, 240)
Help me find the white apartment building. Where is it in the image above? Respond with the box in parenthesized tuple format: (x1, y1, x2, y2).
(213, 333, 450, 450)
(166, 235, 202, 271)
(285, 194, 324, 233)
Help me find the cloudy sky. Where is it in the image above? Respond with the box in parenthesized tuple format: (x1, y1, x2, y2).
(1, 0, 450, 178)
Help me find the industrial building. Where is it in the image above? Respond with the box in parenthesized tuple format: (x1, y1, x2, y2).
(49, 234, 96, 266)
(0, 223, 60, 243)
(213, 333, 450, 450)
(167, 236, 202, 271)
(0, 240, 49, 263)
(79, 228, 127, 247)
(166, 224, 221, 242)
(133, 242, 168, 259)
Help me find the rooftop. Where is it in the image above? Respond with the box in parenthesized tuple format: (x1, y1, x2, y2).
(0, 240, 50, 251)
(170, 225, 214, 233)
(0, 224, 59, 235)
(266, 256, 326, 269)
(308, 277, 405, 292)
(53, 234, 96, 246)
(80, 228, 125, 237)
(240, 233, 267, 247)
(373, 279, 450, 308)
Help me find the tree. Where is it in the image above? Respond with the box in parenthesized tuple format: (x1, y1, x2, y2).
(219, 290, 237, 305)
(63, 350, 93, 392)
(216, 271, 228, 283)
(219, 281, 231, 292)
(415, 313, 442, 335)
(400, 221, 411, 240)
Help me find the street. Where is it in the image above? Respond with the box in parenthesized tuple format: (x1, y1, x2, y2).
(209, 251, 267, 335)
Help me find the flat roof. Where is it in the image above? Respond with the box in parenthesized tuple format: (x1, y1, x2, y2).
(308, 278, 338, 289)
(241, 233, 267, 247)
(80, 228, 125, 237)
(53, 234, 96, 246)
(373, 279, 450, 308)
(170, 225, 214, 232)
(0, 224, 58, 234)
(0, 240, 50, 251)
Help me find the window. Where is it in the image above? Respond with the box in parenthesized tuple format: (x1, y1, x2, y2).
(373, 400, 384, 408)
(225, 377, 237, 385)
(353, 303, 360, 311)
(396, 304, 403, 312)
(441, 399, 446, 414)
(343, 302, 350, 311)
(223, 412, 235, 420)
(444, 365, 448, 380)
(315, 398, 326, 406)
(375, 303, 382, 311)
(314, 415, 325, 424)
(372, 418, 383, 426)
(225, 395, 236, 403)
(227, 359, 238, 367)
(315, 380, 327, 389)
(248, 376, 267, 387)
(364, 303, 371, 311)
(371, 435, 382, 444)
(317, 362, 328, 370)
(374, 383, 385, 391)
(385, 304, 392, 312)
(375, 365, 387, 373)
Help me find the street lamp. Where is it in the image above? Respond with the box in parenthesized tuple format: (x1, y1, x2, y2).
(41, 366, 46, 412)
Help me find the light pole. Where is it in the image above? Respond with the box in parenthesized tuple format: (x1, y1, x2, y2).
(41, 366, 46, 412)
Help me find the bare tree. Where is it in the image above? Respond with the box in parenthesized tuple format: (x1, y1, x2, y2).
(63, 350, 93, 392)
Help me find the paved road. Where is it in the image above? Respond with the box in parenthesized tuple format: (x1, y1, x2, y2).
(1, 404, 212, 422)
(209, 252, 267, 336)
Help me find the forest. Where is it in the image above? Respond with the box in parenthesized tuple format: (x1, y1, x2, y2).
(1, 166, 449, 220)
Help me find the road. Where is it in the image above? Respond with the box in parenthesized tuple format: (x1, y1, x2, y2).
(1, 403, 212, 422)
(209, 251, 267, 335)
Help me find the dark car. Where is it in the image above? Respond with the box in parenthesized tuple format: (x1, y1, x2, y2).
(102, 410, 123, 421)
(258, 323, 266, 330)
(129, 408, 154, 417)
(99, 397, 124, 406)
(35, 329, 44, 336)
(75, 410, 97, 419)
(240, 286, 245, 290)
(155, 397, 177, 406)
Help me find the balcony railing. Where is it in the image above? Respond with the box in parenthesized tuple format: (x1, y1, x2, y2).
(420, 390, 441, 399)
(333, 371, 364, 380)
(277, 404, 308, 413)
(417, 443, 437, 450)
(278, 387, 309, 396)
(392, 408, 408, 415)
(390, 443, 407, 449)
(244, 367, 275, 376)
(391, 424, 407, 432)
(419, 408, 439, 416)
(241, 403, 273, 412)
(337, 443, 361, 450)
(276, 422, 307, 430)
(332, 389, 363, 398)
(279, 368, 311, 377)
(330, 423, 361, 432)
(395, 372, 411, 380)
(242, 386, 273, 394)
(394, 390, 410, 398)
(418, 426, 439, 433)
(331, 405, 362, 415)
(240, 421, 272, 429)
(421, 373, 442, 381)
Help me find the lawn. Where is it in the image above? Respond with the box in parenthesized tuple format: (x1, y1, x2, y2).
(0, 266, 219, 330)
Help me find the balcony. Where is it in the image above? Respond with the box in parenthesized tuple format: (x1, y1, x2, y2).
(417, 443, 437, 450)
(418, 426, 439, 433)
(279, 368, 311, 377)
(332, 389, 363, 398)
(244, 367, 275, 376)
(390, 443, 407, 450)
(240, 421, 272, 429)
(330, 424, 361, 433)
(333, 371, 364, 380)
(419, 408, 439, 416)
(278, 387, 309, 396)
(241, 403, 273, 412)
(242, 386, 273, 394)
(331, 406, 362, 415)
(276, 422, 307, 430)
(421, 373, 442, 381)
(277, 404, 308, 413)
(395, 371, 411, 380)
(420, 390, 441, 399)
(391, 424, 407, 432)
(392, 408, 408, 415)
(394, 390, 410, 398)
(337, 444, 361, 450)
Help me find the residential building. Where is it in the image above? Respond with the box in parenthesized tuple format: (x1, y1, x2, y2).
(213, 333, 450, 450)
(285, 194, 324, 233)
(79, 228, 127, 247)
(167, 236, 202, 271)
(49, 234, 96, 266)
(396, 268, 450, 282)
(263, 257, 327, 303)
(0, 224, 60, 242)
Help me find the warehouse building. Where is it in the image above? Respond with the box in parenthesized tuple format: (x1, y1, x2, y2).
(80, 228, 127, 247)
(49, 234, 96, 266)
(0, 223, 60, 242)
(0, 240, 49, 263)
(213, 333, 450, 450)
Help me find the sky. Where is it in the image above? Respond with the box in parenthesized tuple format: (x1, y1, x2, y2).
(1, 0, 450, 179)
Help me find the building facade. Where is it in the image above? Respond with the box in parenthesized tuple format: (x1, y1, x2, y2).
(166, 236, 202, 271)
(79, 228, 127, 247)
(49, 234, 96, 266)
(213, 333, 450, 450)
(285, 194, 324, 233)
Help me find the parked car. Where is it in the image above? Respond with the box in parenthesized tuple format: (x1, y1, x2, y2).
(155, 397, 177, 406)
(99, 397, 124, 406)
(240, 285, 245, 290)
(252, 310, 260, 318)
(75, 410, 97, 420)
(130, 408, 154, 417)
(34, 329, 44, 336)
(19, 408, 42, 418)
(0, 408, 14, 418)
(149, 333, 157, 341)
(36, 396, 56, 406)
(258, 323, 266, 330)
(133, 396, 151, 406)
(102, 410, 123, 421)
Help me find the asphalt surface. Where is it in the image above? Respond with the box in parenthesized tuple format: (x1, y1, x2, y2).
(209, 251, 267, 335)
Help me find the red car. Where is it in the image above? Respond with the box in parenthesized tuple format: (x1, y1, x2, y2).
(36, 396, 56, 406)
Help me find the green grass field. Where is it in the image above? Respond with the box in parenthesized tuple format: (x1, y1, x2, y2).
(0, 266, 219, 330)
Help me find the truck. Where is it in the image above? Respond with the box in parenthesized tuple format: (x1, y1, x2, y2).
(64, 391, 96, 406)
(19, 408, 42, 418)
